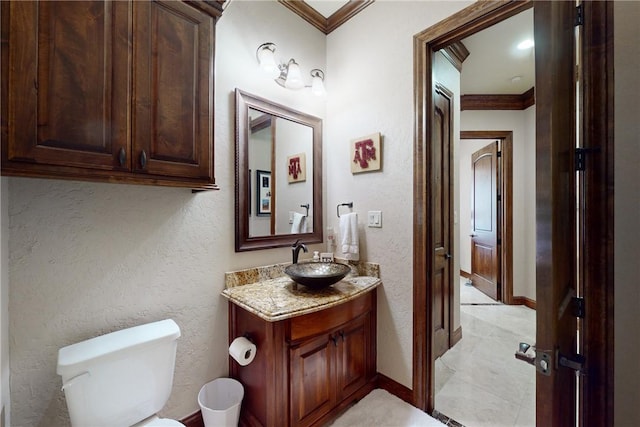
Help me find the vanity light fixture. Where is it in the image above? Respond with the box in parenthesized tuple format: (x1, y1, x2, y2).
(256, 42, 326, 96)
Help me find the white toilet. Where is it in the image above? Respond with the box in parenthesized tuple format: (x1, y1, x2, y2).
(57, 319, 185, 427)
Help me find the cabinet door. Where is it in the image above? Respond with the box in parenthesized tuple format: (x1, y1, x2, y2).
(290, 334, 336, 427)
(132, 0, 214, 181)
(6, 1, 130, 170)
(336, 314, 370, 400)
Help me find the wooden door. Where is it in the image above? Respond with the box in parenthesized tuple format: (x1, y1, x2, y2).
(432, 84, 453, 359)
(534, 1, 580, 425)
(6, 1, 130, 170)
(132, 0, 214, 181)
(336, 315, 369, 401)
(470, 141, 500, 300)
(290, 334, 336, 427)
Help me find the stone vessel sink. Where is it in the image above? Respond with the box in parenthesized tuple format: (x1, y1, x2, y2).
(284, 262, 351, 290)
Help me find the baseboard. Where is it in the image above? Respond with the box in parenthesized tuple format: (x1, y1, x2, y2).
(376, 372, 414, 406)
(512, 296, 536, 310)
(450, 326, 462, 347)
(181, 411, 204, 427)
(460, 270, 472, 279)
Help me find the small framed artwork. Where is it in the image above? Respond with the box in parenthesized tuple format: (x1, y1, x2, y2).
(287, 152, 306, 183)
(351, 132, 382, 174)
(256, 169, 271, 216)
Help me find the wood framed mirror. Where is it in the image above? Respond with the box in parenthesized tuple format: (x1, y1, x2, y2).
(235, 89, 323, 251)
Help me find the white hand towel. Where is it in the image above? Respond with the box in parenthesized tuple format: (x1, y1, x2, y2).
(339, 212, 359, 260)
(291, 212, 307, 234)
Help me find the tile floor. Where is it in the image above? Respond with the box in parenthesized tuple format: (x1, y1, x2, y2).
(330, 389, 446, 427)
(435, 280, 537, 427)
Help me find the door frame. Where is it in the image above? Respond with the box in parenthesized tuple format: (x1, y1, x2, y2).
(412, 2, 614, 424)
(460, 131, 514, 305)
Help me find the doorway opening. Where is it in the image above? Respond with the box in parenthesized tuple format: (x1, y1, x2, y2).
(459, 131, 515, 306)
(412, 2, 614, 425)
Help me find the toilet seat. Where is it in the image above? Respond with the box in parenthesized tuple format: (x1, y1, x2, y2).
(132, 415, 185, 427)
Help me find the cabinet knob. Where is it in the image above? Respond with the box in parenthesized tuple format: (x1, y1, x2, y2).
(330, 335, 338, 347)
(140, 150, 147, 169)
(118, 147, 126, 167)
(339, 331, 345, 342)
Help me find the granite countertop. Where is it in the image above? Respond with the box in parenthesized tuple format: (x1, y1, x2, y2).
(222, 261, 381, 322)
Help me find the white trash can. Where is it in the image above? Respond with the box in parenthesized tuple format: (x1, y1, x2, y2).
(198, 378, 244, 427)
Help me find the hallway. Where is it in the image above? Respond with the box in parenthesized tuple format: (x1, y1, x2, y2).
(435, 281, 536, 426)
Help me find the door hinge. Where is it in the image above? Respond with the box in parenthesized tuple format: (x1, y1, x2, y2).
(575, 148, 587, 171)
(575, 147, 601, 171)
(558, 291, 585, 319)
(575, 4, 584, 26)
(571, 296, 585, 318)
(497, 194, 501, 202)
(497, 151, 502, 158)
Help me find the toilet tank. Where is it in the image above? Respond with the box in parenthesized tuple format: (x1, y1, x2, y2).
(57, 319, 181, 427)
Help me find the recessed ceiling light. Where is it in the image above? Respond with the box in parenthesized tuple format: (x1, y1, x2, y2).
(517, 39, 535, 50)
(511, 76, 523, 83)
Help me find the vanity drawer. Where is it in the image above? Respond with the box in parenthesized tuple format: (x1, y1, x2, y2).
(288, 291, 373, 342)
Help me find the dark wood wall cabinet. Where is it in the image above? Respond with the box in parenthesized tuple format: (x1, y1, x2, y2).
(229, 290, 377, 427)
(1, 0, 224, 190)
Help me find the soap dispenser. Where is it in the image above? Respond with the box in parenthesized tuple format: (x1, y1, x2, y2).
(313, 251, 320, 262)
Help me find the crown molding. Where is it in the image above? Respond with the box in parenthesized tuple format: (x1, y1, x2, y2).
(461, 87, 535, 110)
(278, 0, 374, 34)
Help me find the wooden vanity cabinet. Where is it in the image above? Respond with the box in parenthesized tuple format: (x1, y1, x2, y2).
(1, 0, 221, 189)
(229, 290, 377, 427)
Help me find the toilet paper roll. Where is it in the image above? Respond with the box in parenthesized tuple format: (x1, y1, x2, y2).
(229, 336, 257, 366)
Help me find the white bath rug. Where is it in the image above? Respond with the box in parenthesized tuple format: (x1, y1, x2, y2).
(329, 389, 446, 427)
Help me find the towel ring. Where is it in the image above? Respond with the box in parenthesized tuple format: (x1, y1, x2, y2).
(337, 202, 353, 218)
(300, 204, 309, 217)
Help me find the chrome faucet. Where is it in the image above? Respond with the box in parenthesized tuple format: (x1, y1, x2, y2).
(291, 239, 308, 264)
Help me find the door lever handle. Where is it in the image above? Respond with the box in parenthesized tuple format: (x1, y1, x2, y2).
(515, 351, 536, 366)
(515, 342, 535, 366)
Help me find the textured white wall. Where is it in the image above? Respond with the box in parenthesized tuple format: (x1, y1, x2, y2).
(1, 178, 9, 427)
(614, 2, 640, 425)
(325, 1, 471, 388)
(7, 1, 326, 426)
(460, 107, 537, 301)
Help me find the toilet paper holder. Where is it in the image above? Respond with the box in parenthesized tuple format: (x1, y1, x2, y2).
(241, 333, 255, 361)
(229, 334, 258, 366)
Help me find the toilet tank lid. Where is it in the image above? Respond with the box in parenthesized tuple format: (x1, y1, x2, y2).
(57, 319, 181, 375)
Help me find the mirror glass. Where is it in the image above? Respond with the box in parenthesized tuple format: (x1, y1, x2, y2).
(235, 89, 323, 251)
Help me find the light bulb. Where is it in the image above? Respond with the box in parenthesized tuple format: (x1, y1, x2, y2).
(284, 60, 304, 90)
(257, 43, 280, 79)
(310, 69, 326, 96)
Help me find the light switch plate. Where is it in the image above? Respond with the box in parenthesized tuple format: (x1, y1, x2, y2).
(367, 211, 382, 228)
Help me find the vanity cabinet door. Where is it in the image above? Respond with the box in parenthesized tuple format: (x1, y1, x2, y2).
(289, 333, 336, 427)
(4, 1, 131, 171)
(132, 0, 214, 181)
(336, 314, 370, 401)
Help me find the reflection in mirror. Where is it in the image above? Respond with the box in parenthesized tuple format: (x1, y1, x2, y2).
(248, 110, 314, 237)
(235, 89, 323, 251)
